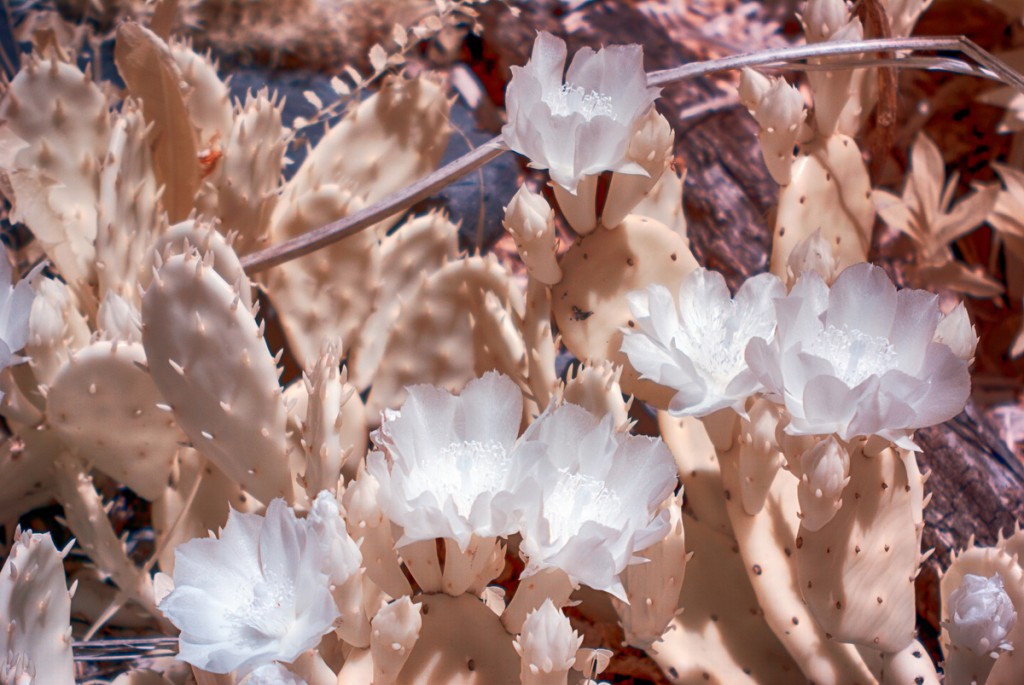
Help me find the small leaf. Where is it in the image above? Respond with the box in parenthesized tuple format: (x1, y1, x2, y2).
(344, 65, 364, 88)
(330, 76, 351, 96)
(304, 90, 323, 110)
(392, 24, 408, 48)
(369, 44, 388, 74)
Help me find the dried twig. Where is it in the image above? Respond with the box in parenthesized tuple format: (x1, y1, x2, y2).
(240, 36, 1024, 275)
(72, 636, 179, 662)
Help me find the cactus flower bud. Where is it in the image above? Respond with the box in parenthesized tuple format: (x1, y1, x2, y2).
(97, 291, 142, 342)
(800, 0, 863, 136)
(27, 279, 67, 347)
(504, 186, 562, 285)
(738, 68, 772, 113)
(0, 254, 38, 367)
(948, 574, 1017, 657)
(341, 469, 411, 600)
(796, 436, 851, 531)
(514, 600, 582, 685)
(602, 109, 675, 228)
(306, 491, 363, 588)
(612, 493, 688, 649)
(934, 302, 979, 364)
(801, 0, 854, 43)
(370, 597, 422, 684)
(751, 78, 806, 185)
(786, 229, 838, 285)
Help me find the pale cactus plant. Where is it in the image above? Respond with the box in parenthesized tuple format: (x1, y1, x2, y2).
(0, 6, 1018, 685)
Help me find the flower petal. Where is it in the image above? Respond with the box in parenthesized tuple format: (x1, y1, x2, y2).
(826, 263, 897, 338)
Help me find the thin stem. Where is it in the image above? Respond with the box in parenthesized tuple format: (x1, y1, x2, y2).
(240, 139, 506, 273)
(241, 36, 1024, 275)
(769, 55, 1002, 81)
(647, 36, 973, 85)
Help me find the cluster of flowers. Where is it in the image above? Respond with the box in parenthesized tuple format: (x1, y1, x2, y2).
(622, 262, 977, 448)
(159, 372, 678, 679)
(369, 372, 677, 595)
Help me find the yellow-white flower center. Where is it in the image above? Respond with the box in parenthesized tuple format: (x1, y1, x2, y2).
(675, 303, 760, 386)
(544, 470, 622, 543)
(543, 84, 614, 120)
(232, 569, 295, 639)
(426, 440, 510, 516)
(806, 325, 898, 387)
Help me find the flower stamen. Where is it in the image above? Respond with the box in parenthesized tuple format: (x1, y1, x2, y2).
(543, 84, 615, 120)
(806, 324, 898, 387)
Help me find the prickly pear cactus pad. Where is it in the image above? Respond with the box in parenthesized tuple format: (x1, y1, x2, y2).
(142, 249, 295, 505)
(552, 214, 698, 407)
(3, 2, 1024, 684)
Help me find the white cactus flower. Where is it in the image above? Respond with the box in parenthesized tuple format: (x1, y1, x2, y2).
(502, 31, 660, 194)
(0, 253, 38, 372)
(948, 573, 1017, 657)
(367, 371, 536, 551)
(516, 402, 678, 599)
(159, 499, 341, 675)
(239, 663, 309, 685)
(746, 263, 970, 448)
(621, 268, 786, 417)
(306, 490, 363, 586)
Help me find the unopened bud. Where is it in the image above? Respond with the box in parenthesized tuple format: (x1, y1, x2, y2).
(738, 68, 772, 113)
(796, 436, 850, 531)
(744, 76, 806, 185)
(801, 0, 854, 43)
(801, 0, 863, 136)
(611, 492, 687, 649)
(948, 574, 1016, 657)
(504, 185, 562, 284)
(786, 229, 837, 286)
(370, 597, 422, 684)
(603, 109, 674, 228)
(341, 467, 384, 529)
(98, 291, 142, 343)
(934, 302, 978, 364)
(514, 600, 582, 685)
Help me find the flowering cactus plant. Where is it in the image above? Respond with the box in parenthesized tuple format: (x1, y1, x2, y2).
(1, 0, 1024, 684)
